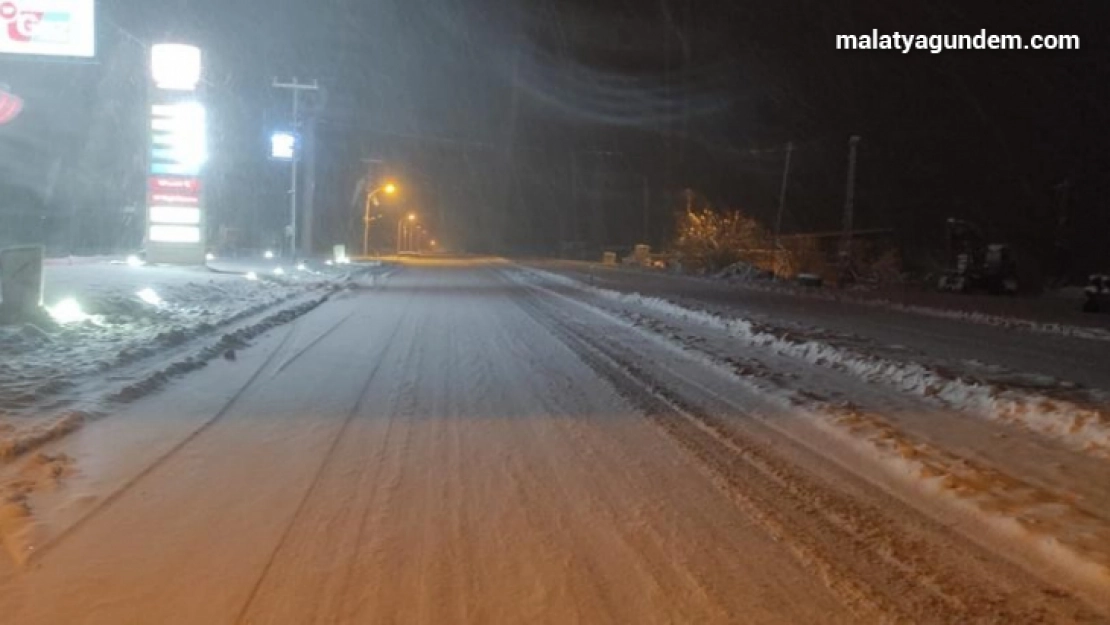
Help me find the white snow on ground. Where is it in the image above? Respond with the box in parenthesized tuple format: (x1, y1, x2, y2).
(0, 258, 373, 460)
(714, 273, 1110, 342)
(3, 260, 1105, 623)
(524, 268, 1110, 456)
(511, 267, 1110, 593)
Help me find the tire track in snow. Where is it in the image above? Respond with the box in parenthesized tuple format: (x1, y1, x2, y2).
(22, 315, 306, 564)
(21, 301, 375, 565)
(269, 308, 360, 377)
(521, 268, 1110, 595)
(327, 308, 424, 621)
(232, 291, 417, 624)
(514, 280, 1107, 623)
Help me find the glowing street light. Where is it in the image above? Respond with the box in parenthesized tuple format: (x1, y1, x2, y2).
(397, 212, 418, 254)
(362, 181, 400, 256)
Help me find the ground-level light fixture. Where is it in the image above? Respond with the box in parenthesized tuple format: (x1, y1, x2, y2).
(46, 298, 89, 325)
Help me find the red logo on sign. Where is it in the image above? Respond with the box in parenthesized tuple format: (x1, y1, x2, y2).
(0, 2, 42, 42)
(0, 88, 23, 125)
(149, 176, 201, 193)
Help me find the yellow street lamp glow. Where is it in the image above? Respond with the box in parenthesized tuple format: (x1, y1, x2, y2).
(407, 213, 417, 221)
(384, 183, 397, 195)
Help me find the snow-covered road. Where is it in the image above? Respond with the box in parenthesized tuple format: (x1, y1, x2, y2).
(1, 258, 1107, 623)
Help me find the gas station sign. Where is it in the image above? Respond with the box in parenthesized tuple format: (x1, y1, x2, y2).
(0, 0, 95, 58)
(145, 44, 207, 264)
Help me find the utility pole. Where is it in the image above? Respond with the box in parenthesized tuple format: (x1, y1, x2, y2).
(272, 77, 319, 259)
(642, 175, 651, 245)
(1053, 177, 1072, 282)
(361, 158, 383, 257)
(569, 150, 578, 249)
(302, 116, 317, 258)
(773, 141, 794, 276)
(839, 135, 861, 279)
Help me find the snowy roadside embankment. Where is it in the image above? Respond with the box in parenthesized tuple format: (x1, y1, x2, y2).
(513, 267, 1110, 589)
(712, 273, 1110, 342)
(0, 260, 374, 461)
(527, 268, 1110, 456)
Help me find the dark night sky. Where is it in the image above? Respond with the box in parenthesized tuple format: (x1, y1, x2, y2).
(2, 0, 1109, 271)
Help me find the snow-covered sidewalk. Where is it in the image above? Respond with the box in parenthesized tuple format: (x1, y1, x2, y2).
(0, 257, 383, 460)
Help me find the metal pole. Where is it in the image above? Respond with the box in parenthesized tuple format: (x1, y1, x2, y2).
(773, 141, 794, 276)
(360, 158, 383, 257)
(302, 110, 317, 258)
(570, 150, 578, 246)
(396, 217, 404, 254)
(839, 135, 861, 277)
(290, 87, 298, 259)
(362, 191, 372, 257)
(272, 78, 319, 260)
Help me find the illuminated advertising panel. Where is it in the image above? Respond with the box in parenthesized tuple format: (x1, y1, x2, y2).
(270, 131, 296, 161)
(146, 44, 206, 264)
(0, 0, 95, 58)
(150, 44, 201, 91)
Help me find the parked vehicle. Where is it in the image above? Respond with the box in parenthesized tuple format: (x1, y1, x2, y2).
(1083, 274, 1109, 313)
(937, 218, 1018, 295)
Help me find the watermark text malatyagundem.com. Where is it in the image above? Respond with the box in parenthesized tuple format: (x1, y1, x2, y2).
(836, 30, 1079, 54)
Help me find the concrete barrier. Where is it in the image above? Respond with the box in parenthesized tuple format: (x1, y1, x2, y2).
(0, 245, 44, 324)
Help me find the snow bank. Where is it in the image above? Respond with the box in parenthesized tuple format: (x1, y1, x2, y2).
(0, 261, 362, 460)
(516, 268, 1110, 588)
(525, 267, 1110, 456)
(717, 278, 1110, 342)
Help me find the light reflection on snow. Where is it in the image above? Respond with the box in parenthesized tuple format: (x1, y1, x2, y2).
(47, 298, 91, 324)
(136, 288, 165, 307)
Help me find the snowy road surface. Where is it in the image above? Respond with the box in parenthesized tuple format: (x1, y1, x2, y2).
(1, 258, 1108, 623)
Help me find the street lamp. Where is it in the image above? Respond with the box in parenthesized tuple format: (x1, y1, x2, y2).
(362, 182, 398, 256)
(398, 212, 417, 254)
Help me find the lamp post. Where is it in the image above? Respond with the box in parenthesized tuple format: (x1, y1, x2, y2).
(362, 182, 397, 256)
(397, 212, 416, 254)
